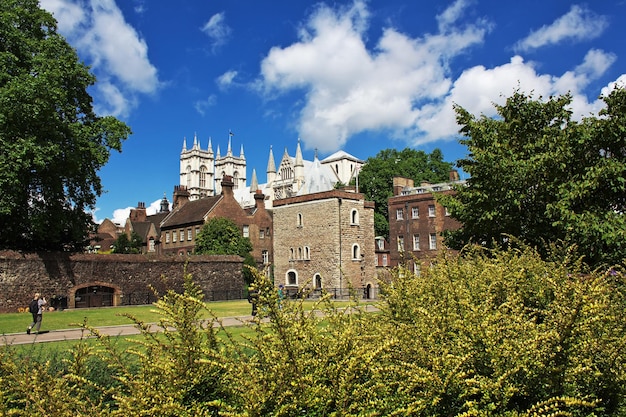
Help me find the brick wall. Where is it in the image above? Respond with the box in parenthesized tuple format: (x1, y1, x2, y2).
(0, 251, 244, 313)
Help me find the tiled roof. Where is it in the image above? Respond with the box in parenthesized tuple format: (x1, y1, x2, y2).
(161, 195, 222, 229)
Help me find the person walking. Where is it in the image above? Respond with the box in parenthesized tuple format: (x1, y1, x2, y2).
(27, 293, 47, 334)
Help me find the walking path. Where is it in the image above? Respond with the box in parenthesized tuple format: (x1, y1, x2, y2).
(1, 305, 379, 346)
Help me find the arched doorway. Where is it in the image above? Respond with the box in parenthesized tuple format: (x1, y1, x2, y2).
(72, 284, 119, 308)
(364, 283, 372, 299)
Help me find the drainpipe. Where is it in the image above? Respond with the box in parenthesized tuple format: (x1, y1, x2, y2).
(338, 198, 342, 298)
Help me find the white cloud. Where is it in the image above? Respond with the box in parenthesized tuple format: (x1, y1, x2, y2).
(217, 70, 238, 89)
(257, 1, 619, 151)
(111, 206, 131, 226)
(515, 5, 608, 52)
(258, 0, 489, 152)
(40, 0, 160, 117)
(194, 95, 217, 116)
(201, 12, 231, 52)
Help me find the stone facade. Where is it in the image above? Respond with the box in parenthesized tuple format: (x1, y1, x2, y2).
(0, 251, 245, 313)
(272, 189, 376, 298)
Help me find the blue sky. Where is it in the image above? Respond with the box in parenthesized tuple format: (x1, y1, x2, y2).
(39, 0, 626, 225)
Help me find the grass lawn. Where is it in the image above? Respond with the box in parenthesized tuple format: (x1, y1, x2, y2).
(1, 299, 374, 335)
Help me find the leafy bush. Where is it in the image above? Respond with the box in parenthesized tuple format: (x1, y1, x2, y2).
(1, 246, 624, 416)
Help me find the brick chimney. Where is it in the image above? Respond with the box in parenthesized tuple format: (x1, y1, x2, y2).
(254, 189, 265, 209)
(392, 177, 414, 196)
(129, 202, 147, 222)
(220, 175, 234, 198)
(449, 169, 460, 181)
(173, 185, 190, 209)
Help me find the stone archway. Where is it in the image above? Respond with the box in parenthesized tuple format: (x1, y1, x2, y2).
(68, 282, 122, 309)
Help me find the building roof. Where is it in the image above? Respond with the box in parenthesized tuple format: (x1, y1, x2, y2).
(321, 150, 363, 163)
(161, 195, 222, 228)
(297, 156, 335, 196)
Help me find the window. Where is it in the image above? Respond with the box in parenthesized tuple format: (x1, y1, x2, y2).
(195, 227, 200, 236)
(260, 229, 265, 239)
(179, 230, 184, 242)
(297, 213, 303, 227)
(377, 239, 384, 250)
(148, 238, 155, 252)
(187, 229, 192, 241)
(304, 246, 310, 260)
(396, 208, 403, 220)
(172, 231, 177, 242)
(412, 207, 419, 218)
(445, 207, 451, 216)
(298, 247, 302, 259)
(314, 274, 322, 289)
(352, 244, 360, 260)
(382, 254, 388, 266)
(199, 166, 207, 188)
(350, 209, 359, 225)
(428, 205, 436, 217)
(243, 225, 249, 238)
(429, 233, 437, 250)
(397, 236, 404, 252)
(287, 270, 297, 286)
(413, 234, 420, 251)
(165, 232, 170, 243)
(262, 250, 269, 264)
(290, 248, 294, 259)
(266, 227, 271, 236)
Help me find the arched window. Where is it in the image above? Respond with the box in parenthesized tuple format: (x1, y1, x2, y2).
(287, 270, 297, 286)
(352, 244, 360, 260)
(304, 246, 310, 260)
(298, 247, 302, 259)
(290, 248, 294, 260)
(314, 274, 322, 289)
(350, 209, 359, 225)
(297, 213, 303, 227)
(186, 166, 191, 187)
(233, 171, 239, 189)
(199, 166, 207, 188)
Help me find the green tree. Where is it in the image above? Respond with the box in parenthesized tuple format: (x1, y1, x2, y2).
(440, 89, 626, 267)
(356, 147, 453, 238)
(111, 231, 143, 254)
(0, 0, 131, 251)
(195, 217, 252, 257)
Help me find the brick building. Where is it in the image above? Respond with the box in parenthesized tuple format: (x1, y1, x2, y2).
(159, 176, 273, 273)
(388, 173, 464, 272)
(272, 186, 376, 299)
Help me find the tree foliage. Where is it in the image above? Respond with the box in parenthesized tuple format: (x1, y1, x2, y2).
(357, 147, 453, 238)
(441, 89, 626, 267)
(194, 217, 252, 257)
(111, 232, 143, 254)
(0, 0, 131, 251)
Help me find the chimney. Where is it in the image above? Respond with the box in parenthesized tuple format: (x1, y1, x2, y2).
(173, 185, 190, 209)
(129, 202, 147, 222)
(392, 177, 414, 196)
(254, 189, 265, 209)
(449, 170, 460, 182)
(221, 175, 234, 198)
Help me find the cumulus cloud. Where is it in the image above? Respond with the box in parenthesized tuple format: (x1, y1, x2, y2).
(258, 0, 489, 152)
(217, 70, 238, 90)
(256, 0, 619, 151)
(201, 12, 231, 52)
(515, 5, 608, 52)
(40, 0, 160, 117)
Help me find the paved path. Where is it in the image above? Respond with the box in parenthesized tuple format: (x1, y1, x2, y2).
(1, 305, 379, 346)
(1, 315, 256, 346)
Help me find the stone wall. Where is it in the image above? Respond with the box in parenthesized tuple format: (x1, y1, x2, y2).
(0, 251, 245, 313)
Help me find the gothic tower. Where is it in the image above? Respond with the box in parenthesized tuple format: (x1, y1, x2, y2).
(179, 134, 215, 200)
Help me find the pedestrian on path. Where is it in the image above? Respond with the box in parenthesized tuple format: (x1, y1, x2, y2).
(27, 293, 47, 335)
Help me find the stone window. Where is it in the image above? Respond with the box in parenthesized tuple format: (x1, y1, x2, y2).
(382, 254, 388, 266)
(396, 208, 403, 220)
(350, 208, 359, 225)
(411, 207, 419, 218)
(148, 238, 155, 252)
(262, 250, 269, 264)
(297, 213, 303, 227)
(352, 244, 360, 260)
(179, 230, 184, 242)
(165, 232, 170, 243)
(428, 205, 436, 217)
(187, 229, 192, 241)
(287, 270, 297, 286)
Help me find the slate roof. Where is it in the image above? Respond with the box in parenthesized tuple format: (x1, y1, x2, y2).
(160, 195, 222, 228)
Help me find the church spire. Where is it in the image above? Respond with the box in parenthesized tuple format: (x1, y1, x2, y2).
(207, 137, 214, 154)
(193, 132, 199, 150)
(295, 138, 304, 167)
(227, 131, 232, 156)
(250, 168, 258, 192)
(240, 144, 245, 159)
(267, 146, 276, 173)
(182, 137, 187, 152)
